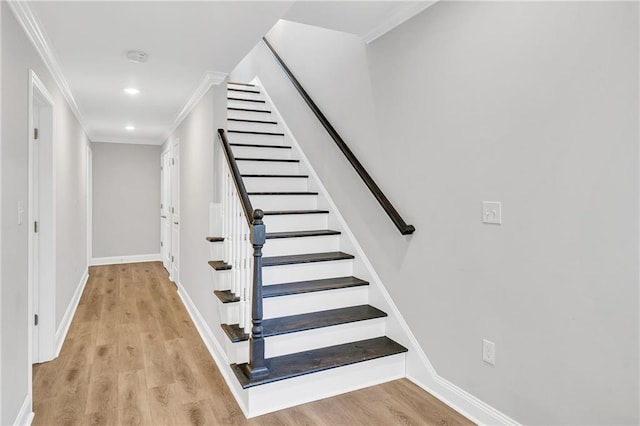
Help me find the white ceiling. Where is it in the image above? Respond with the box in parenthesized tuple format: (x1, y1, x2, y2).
(23, 1, 432, 145)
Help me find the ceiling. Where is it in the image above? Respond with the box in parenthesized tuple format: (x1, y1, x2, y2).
(21, 1, 431, 145)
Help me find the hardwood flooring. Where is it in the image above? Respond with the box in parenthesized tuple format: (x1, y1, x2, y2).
(32, 262, 474, 426)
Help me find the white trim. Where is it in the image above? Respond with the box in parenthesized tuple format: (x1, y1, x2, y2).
(54, 269, 89, 356)
(91, 253, 162, 266)
(408, 374, 520, 426)
(91, 137, 162, 146)
(174, 280, 250, 417)
(161, 71, 227, 143)
(255, 76, 519, 425)
(7, 1, 90, 137)
(361, 1, 438, 44)
(28, 68, 58, 369)
(12, 394, 34, 426)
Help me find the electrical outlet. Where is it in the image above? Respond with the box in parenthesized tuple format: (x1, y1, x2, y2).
(483, 339, 496, 366)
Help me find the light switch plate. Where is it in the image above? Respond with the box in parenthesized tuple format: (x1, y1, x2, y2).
(482, 201, 502, 224)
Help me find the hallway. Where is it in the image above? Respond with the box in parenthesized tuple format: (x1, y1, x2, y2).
(31, 262, 472, 425)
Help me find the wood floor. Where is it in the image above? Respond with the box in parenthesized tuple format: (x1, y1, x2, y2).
(32, 262, 474, 426)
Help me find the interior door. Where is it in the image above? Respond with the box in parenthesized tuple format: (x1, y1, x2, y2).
(170, 143, 180, 282)
(161, 150, 171, 271)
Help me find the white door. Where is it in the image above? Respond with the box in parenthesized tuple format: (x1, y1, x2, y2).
(29, 71, 55, 364)
(170, 143, 180, 282)
(161, 150, 171, 271)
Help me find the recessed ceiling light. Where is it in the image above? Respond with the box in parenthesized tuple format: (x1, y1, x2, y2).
(126, 50, 148, 63)
(124, 88, 140, 95)
(125, 125, 135, 131)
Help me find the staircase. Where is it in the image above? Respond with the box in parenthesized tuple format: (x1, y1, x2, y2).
(207, 81, 408, 416)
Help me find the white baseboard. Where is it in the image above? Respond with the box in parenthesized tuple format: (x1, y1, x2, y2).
(174, 281, 250, 417)
(55, 268, 89, 356)
(13, 394, 34, 426)
(407, 374, 520, 425)
(91, 253, 161, 266)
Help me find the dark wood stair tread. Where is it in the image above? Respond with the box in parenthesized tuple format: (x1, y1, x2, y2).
(228, 82, 255, 87)
(242, 174, 308, 179)
(208, 260, 231, 271)
(229, 118, 277, 125)
(231, 336, 407, 388)
(266, 230, 340, 239)
(263, 251, 354, 267)
(263, 209, 329, 215)
(235, 158, 299, 163)
(228, 130, 285, 136)
(214, 290, 239, 303)
(229, 107, 271, 114)
(230, 143, 290, 149)
(228, 97, 266, 103)
(205, 236, 224, 242)
(228, 88, 260, 94)
(222, 305, 386, 343)
(264, 276, 368, 298)
(248, 191, 318, 196)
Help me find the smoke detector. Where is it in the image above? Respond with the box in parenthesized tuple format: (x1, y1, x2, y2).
(126, 50, 148, 63)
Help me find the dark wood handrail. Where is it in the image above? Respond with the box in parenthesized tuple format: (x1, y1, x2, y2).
(262, 37, 415, 235)
(217, 128, 254, 227)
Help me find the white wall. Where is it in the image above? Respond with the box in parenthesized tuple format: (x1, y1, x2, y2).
(92, 142, 161, 260)
(230, 4, 639, 424)
(1, 3, 90, 423)
(161, 83, 230, 358)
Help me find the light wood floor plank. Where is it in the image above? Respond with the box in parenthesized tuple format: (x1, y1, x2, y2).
(33, 262, 474, 426)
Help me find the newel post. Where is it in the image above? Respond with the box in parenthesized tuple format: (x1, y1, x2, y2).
(245, 209, 269, 380)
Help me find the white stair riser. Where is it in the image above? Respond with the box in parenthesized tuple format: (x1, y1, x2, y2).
(228, 109, 274, 121)
(262, 214, 328, 232)
(243, 177, 308, 193)
(231, 146, 291, 160)
(263, 285, 368, 318)
(228, 132, 285, 146)
(218, 285, 368, 330)
(262, 260, 353, 285)
(228, 83, 256, 90)
(246, 353, 406, 417)
(227, 91, 263, 101)
(229, 318, 385, 364)
(237, 161, 299, 175)
(209, 269, 231, 291)
(227, 99, 269, 110)
(262, 235, 339, 257)
(249, 194, 317, 211)
(228, 121, 279, 133)
(218, 299, 239, 324)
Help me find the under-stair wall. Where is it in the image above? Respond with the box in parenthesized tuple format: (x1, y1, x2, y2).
(229, 8, 640, 425)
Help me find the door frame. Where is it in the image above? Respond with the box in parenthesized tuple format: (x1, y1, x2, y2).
(161, 149, 171, 271)
(170, 141, 180, 282)
(28, 70, 57, 371)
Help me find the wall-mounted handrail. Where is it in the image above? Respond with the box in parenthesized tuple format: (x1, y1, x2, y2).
(262, 37, 415, 235)
(217, 128, 269, 381)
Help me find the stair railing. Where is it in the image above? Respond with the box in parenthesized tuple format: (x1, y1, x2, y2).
(218, 128, 269, 380)
(262, 37, 415, 235)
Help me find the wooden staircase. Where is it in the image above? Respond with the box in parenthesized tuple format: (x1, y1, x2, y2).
(207, 81, 407, 415)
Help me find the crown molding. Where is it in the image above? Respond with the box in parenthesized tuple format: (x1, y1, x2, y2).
(161, 70, 228, 143)
(91, 137, 163, 146)
(7, 0, 92, 138)
(361, 1, 438, 44)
